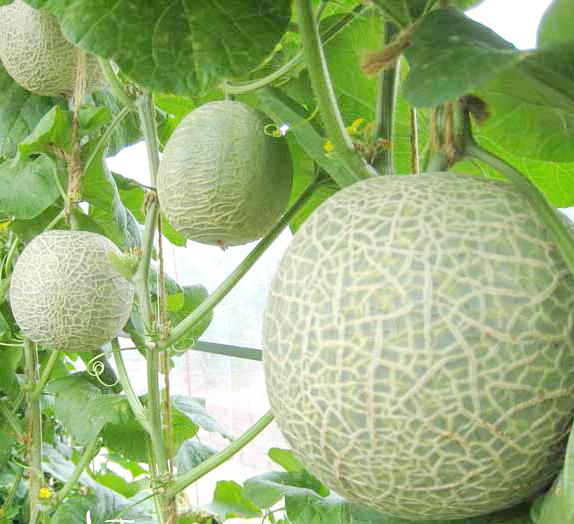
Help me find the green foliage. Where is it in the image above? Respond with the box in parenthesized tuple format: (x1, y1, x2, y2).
(25, 0, 292, 95)
(0, 0, 572, 522)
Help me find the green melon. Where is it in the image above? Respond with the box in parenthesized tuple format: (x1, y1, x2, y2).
(263, 173, 574, 520)
(157, 100, 293, 247)
(10, 230, 134, 351)
(0, 0, 102, 96)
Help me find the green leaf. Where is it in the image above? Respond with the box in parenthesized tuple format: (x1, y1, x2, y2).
(538, 0, 573, 47)
(0, 346, 22, 397)
(0, 156, 63, 219)
(203, 480, 262, 519)
(167, 286, 212, 352)
(268, 448, 305, 472)
(404, 8, 520, 107)
(9, 204, 63, 242)
(89, 90, 142, 157)
(17, 105, 71, 159)
(44, 445, 156, 523)
(244, 471, 326, 509)
(476, 43, 574, 164)
(256, 88, 357, 188)
(83, 146, 133, 248)
(27, 0, 292, 96)
(93, 471, 142, 498)
(49, 373, 115, 445)
(174, 439, 216, 474)
(456, 137, 574, 208)
(171, 395, 232, 439)
(530, 422, 574, 523)
(0, 63, 61, 159)
(0, 428, 15, 469)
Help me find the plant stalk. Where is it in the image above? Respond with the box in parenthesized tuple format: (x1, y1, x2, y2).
(223, 6, 365, 95)
(24, 340, 42, 524)
(159, 179, 323, 351)
(31, 351, 61, 400)
(373, 22, 400, 175)
(136, 91, 170, 524)
(85, 106, 131, 171)
(294, 0, 374, 183)
(54, 437, 100, 505)
(0, 401, 24, 442)
(98, 59, 136, 110)
(165, 411, 274, 500)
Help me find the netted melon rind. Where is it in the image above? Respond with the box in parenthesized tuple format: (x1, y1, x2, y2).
(0, 1, 103, 97)
(10, 230, 134, 351)
(263, 173, 574, 520)
(157, 100, 293, 247)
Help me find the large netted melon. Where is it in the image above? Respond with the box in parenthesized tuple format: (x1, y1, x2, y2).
(157, 100, 293, 247)
(10, 230, 134, 351)
(0, 1, 102, 96)
(263, 173, 574, 520)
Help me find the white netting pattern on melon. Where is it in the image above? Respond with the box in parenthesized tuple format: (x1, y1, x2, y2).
(10, 231, 134, 352)
(157, 100, 293, 247)
(0, 0, 102, 96)
(263, 173, 574, 520)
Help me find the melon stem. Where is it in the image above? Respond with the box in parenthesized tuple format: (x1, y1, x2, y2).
(158, 178, 325, 351)
(294, 0, 376, 182)
(165, 411, 274, 500)
(24, 339, 42, 524)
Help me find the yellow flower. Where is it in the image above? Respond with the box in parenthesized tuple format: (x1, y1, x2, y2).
(39, 487, 53, 500)
(323, 140, 335, 154)
(0, 221, 11, 232)
(346, 118, 365, 136)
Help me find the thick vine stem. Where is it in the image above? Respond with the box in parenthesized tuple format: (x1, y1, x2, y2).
(135, 90, 171, 523)
(223, 6, 365, 95)
(30, 350, 61, 400)
(465, 142, 574, 277)
(373, 22, 400, 174)
(98, 59, 137, 110)
(54, 437, 100, 505)
(24, 340, 42, 524)
(158, 179, 325, 351)
(165, 411, 274, 500)
(294, 0, 375, 183)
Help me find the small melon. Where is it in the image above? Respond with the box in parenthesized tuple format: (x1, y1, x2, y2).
(10, 230, 134, 351)
(157, 100, 293, 247)
(263, 173, 574, 520)
(0, 1, 102, 96)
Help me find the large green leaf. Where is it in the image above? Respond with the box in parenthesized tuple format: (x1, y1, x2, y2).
(404, 8, 520, 107)
(26, 0, 291, 96)
(0, 156, 63, 220)
(174, 439, 216, 474)
(171, 395, 232, 439)
(0, 347, 22, 397)
(16, 106, 72, 159)
(166, 286, 212, 352)
(537, 0, 573, 47)
(0, 64, 61, 159)
(203, 480, 262, 520)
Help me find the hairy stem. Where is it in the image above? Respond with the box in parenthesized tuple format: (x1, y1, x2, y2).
(159, 179, 323, 351)
(98, 59, 136, 110)
(410, 108, 420, 174)
(294, 0, 374, 183)
(85, 106, 131, 172)
(165, 411, 274, 500)
(223, 6, 365, 95)
(24, 340, 42, 524)
(136, 91, 169, 523)
(55, 437, 100, 505)
(373, 22, 400, 174)
(30, 351, 61, 400)
(465, 142, 574, 276)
